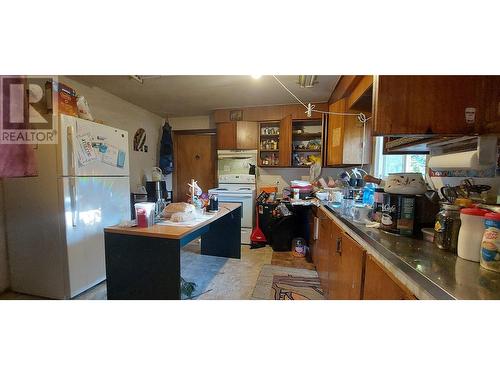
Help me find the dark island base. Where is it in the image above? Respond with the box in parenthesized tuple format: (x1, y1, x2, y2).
(104, 206, 241, 300)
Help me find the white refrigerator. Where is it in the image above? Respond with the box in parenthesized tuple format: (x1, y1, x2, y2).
(3, 114, 131, 299)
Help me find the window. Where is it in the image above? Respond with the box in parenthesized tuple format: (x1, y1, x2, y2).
(373, 137, 427, 178)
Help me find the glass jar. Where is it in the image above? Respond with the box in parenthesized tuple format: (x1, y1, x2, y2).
(434, 204, 461, 252)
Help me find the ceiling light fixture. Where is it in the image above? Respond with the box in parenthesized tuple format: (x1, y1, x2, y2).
(297, 75, 318, 88)
(251, 75, 262, 80)
(130, 75, 144, 84)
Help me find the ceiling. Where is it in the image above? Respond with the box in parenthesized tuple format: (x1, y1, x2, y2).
(69, 75, 339, 118)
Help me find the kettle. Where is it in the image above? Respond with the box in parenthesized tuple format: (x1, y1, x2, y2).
(151, 167, 163, 182)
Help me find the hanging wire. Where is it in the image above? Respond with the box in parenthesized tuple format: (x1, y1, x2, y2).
(272, 75, 370, 124)
(272, 75, 372, 167)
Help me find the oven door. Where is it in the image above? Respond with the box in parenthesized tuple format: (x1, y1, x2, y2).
(215, 194, 254, 228)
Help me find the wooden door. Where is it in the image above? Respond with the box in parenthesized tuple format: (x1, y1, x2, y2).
(278, 114, 292, 166)
(328, 232, 366, 300)
(373, 76, 491, 136)
(173, 132, 216, 202)
(216, 122, 237, 149)
(363, 254, 415, 300)
(326, 99, 346, 166)
(236, 121, 259, 149)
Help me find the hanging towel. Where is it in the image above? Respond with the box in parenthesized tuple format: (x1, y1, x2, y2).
(0, 75, 38, 177)
(159, 121, 173, 175)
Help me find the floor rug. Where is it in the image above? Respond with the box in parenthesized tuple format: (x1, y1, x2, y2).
(251, 265, 324, 300)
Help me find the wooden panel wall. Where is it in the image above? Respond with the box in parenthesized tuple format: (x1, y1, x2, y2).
(213, 103, 328, 123)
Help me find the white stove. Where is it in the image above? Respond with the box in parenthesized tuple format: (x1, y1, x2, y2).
(209, 174, 256, 245)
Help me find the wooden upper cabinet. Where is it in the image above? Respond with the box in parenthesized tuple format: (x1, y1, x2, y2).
(373, 75, 500, 136)
(236, 121, 258, 149)
(328, 230, 366, 300)
(326, 99, 346, 166)
(217, 121, 258, 150)
(216, 122, 237, 149)
(362, 254, 415, 300)
(325, 98, 372, 167)
(278, 114, 292, 167)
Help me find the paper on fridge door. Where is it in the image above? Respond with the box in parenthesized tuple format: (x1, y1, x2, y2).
(75, 133, 97, 165)
(100, 143, 126, 168)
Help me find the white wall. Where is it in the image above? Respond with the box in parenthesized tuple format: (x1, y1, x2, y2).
(61, 77, 165, 191)
(0, 180, 9, 293)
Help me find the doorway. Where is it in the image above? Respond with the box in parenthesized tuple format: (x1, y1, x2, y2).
(173, 130, 217, 202)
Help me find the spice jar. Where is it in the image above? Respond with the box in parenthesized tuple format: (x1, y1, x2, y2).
(434, 204, 461, 253)
(480, 212, 500, 273)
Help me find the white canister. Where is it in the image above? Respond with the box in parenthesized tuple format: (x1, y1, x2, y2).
(457, 208, 489, 262)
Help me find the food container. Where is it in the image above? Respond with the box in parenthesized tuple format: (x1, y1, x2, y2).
(380, 194, 415, 236)
(135, 202, 156, 227)
(351, 204, 372, 224)
(384, 173, 427, 195)
(421, 228, 435, 243)
(371, 188, 386, 222)
(434, 204, 461, 253)
(480, 212, 500, 272)
(457, 208, 489, 262)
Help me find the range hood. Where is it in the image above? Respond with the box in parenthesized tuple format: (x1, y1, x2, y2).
(383, 135, 475, 154)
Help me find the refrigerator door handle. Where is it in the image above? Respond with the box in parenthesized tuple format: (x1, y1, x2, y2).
(67, 125, 77, 176)
(69, 178, 78, 227)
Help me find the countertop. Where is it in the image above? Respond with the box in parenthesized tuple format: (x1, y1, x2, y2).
(104, 203, 240, 240)
(321, 204, 500, 300)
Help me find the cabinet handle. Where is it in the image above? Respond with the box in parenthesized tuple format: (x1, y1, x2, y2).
(336, 236, 342, 254)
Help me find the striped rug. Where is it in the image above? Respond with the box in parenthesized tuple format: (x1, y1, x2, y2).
(251, 265, 324, 300)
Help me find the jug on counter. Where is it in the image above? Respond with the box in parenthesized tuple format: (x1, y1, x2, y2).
(151, 167, 163, 182)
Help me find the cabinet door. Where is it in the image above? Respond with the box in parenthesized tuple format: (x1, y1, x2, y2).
(328, 230, 366, 300)
(216, 122, 237, 149)
(278, 114, 292, 167)
(316, 209, 331, 295)
(363, 254, 415, 300)
(236, 121, 259, 149)
(309, 209, 319, 266)
(326, 99, 346, 166)
(373, 76, 491, 135)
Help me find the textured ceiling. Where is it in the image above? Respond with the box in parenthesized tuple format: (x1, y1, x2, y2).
(69, 75, 339, 117)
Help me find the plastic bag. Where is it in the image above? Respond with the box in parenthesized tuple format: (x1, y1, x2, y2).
(76, 96, 94, 121)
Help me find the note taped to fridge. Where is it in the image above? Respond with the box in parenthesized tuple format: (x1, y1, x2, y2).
(76, 133, 97, 165)
(101, 144, 126, 168)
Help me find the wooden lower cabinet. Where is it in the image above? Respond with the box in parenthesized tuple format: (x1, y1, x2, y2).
(316, 209, 332, 295)
(328, 229, 366, 300)
(363, 254, 415, 300)
(312, 208, 417, 300)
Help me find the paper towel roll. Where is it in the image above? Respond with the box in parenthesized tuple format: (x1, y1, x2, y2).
(428, 150, 491, 170)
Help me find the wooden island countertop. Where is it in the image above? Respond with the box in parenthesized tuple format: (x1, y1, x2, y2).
(104, 203, 241, 240)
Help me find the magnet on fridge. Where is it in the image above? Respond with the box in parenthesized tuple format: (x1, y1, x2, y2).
(117, 150, 126, 168)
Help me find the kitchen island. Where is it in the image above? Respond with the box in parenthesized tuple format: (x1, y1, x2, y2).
(319, 204, 500, 300)
(104, 203, 241, 299)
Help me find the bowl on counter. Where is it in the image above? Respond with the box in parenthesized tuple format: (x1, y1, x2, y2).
(315, 191, 329, 201)
(384, 173, 427, 195)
